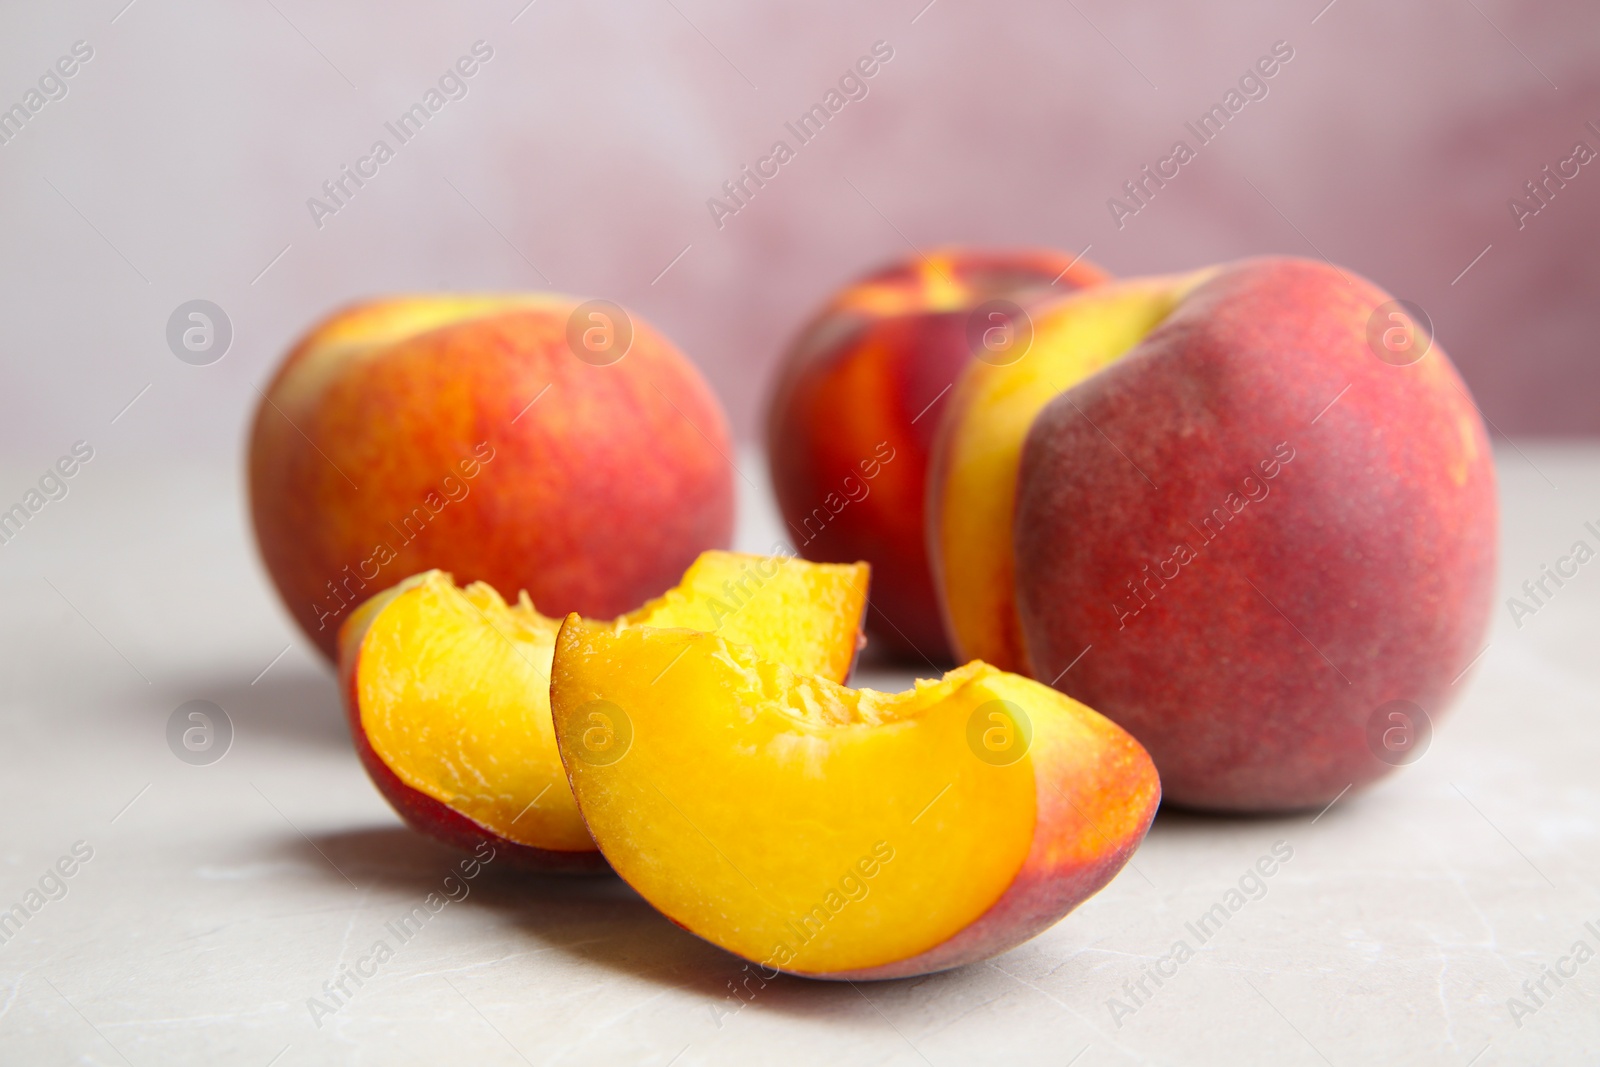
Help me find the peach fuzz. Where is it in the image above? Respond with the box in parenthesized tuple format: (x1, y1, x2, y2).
(550, 620, 1158, 977)
(339, 552, 869, 870)
(767, 248, 1108, 662)
(249, 294, 734, 661)
(933, 256, 1496, 811)
(928, 271, 1215, 673)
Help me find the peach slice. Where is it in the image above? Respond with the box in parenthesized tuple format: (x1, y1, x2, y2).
(550, 620, 1158, 978)
(340, 551, 868, 871)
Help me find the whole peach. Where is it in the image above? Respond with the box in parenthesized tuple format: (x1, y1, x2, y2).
(767, 248, 1108, 662)
(1010, 258, 1497, 810)
(249, 294, 734, 661)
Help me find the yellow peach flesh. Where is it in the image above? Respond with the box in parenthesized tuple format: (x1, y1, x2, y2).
(349, 552, 868, 853)
(551, 620, 1147, 975)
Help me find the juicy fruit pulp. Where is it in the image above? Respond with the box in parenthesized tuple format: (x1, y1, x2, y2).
(551, 619, 1158, 977)
(342, 552, 868, 858)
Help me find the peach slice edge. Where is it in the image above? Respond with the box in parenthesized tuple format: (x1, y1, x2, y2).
(339, 552, 869, 868)
(551, 619, 1160, 977)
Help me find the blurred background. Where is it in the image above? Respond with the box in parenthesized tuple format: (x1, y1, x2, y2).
(0, 0, 1596, 472)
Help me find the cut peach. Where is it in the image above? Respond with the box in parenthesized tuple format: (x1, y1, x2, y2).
(550, 619, 1159, 978)
(340, 551, 868, 870)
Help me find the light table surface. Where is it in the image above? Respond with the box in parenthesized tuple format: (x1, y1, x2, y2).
(0, 446, 1596, 1065)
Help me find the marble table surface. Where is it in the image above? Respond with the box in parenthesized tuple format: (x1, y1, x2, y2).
(0, 445, 1596, 1066)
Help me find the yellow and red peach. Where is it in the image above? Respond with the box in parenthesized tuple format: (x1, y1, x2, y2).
(340, 552, 869, 870)
(930, 257, 1497, 811)
(549, 619, 1158, 977)
(767, 248, 1109, 662)
(928, 272, 1212, 673)
(249, 294, 734, 662)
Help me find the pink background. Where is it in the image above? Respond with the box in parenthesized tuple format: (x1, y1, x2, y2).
(0, 0, 1595, 463)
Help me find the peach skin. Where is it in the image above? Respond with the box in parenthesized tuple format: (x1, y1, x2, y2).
(549, 619, 1159, 977)
(928, 271, 1215, 673)
(768, 247, 1109, 662)
(250, 294, 734, 662)
(933, 256, 1496, 811)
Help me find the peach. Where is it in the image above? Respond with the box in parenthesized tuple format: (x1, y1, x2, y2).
(549, 620, 1158, 977)
(340, 552, 869, 870)
(767, 248, 1109, 662)
(929, 272, 1212, 673)
(931, 257, 1497, 811)
(249, 294, 734, 662)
